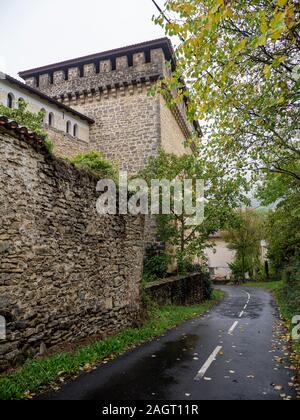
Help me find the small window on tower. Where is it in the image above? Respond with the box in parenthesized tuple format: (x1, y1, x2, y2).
(73, 124, 78, 138)
(66, 120, 72, 134)
(48, 112, 54, 127)
(7, 93, 14, 109)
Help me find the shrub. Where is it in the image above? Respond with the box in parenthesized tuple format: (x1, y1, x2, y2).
(0, 101, 51, 146)
(277, 260, 300, 318)
(202, 271, 213, 300)
(70, 151, 118, 180)
(143, 248, 171, 280)
(176, 254, 201, 275)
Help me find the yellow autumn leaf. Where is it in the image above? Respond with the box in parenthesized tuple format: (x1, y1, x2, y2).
(260, 11, 268, 34)
(264, 65, 271, 79)
(285, 5, 296, 29)
(277, 0, 288, 6)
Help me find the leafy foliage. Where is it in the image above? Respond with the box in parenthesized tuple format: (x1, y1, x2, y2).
(0, 100, 54, 152)
(222, 209, 265, 282)
(154, 0, 300, 182)
(140, 150, 248, 270)
(143, 247, 171, 280)
(265, 194, 300, 272)
(70, 151, 118, 180)
(0, 100, 47, 139)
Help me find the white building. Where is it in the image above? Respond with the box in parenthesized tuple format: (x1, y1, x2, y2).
(0, 72, 93, 143)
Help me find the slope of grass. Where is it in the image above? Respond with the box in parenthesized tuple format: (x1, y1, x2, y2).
(243, 280, 283, 290)
(0, 290, 224, 400)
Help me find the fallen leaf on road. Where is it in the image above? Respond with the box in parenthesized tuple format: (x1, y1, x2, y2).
(83, 364, 93, 372)
(24, 391, 34, 400)
(274, 385, 284, 391)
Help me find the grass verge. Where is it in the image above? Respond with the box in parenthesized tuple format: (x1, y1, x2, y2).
(0, 290, 224, 400)
(243, 280, 283, 290)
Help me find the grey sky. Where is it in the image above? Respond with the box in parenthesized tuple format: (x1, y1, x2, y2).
(0, 0, 166, 78)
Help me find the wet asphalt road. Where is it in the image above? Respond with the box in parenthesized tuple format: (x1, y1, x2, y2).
(39, 286, 296, 400)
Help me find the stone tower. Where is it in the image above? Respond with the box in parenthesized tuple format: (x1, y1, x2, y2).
(19, 38, 197, 174)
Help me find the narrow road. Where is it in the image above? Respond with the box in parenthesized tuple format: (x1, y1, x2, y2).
(40, 286, 296, 400)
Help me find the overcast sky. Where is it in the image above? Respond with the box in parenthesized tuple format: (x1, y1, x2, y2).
(0, 0, 167, 78)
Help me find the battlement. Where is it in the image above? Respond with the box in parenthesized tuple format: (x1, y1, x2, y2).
(17, 38, 198, 176)
(19, 38, 174, 100)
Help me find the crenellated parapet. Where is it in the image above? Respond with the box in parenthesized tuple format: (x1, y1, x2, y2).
(19, 39, 173, 99)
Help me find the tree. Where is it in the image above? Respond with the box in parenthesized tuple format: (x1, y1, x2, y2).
(140, 150, 248, 271)
(153, 0, 300, 181)
(257, 169, 300, 273)
(222, 209, 265, 282)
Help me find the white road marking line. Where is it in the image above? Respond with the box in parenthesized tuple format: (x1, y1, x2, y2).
(228, 321, 239, 334)
(194, 346, 223, 381)
(238, 291, 251, 318)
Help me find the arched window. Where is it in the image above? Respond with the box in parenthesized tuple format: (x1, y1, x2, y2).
(73, 124, 78, 138)
(66, 120, 72, 134)
(48, 112, 54, 127)
(7, 93, 14, 109)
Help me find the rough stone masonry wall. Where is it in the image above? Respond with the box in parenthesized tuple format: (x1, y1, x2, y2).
(0, 128, 145, 371)
(45, 125, 90, 159)
(81, 84, 161, 174)
(145, 273, 206, 306)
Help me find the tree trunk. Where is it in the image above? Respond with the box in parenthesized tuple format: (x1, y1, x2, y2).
(242, 253, 246, 283)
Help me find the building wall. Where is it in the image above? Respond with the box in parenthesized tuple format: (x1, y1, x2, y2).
(24, 47, 193, 174)
(0, 128, 145, 371)
(160, 96, 191, 156)
(46, 125, 89, 159)
(77, 83, 161, 174)
(0, 79, 90, 143)
(205, 238, 236, 280)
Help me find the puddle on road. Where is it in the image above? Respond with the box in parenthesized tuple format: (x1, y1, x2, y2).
(83, 334, 200, 400)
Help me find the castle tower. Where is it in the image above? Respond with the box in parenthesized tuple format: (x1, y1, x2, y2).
(19, 38, 197, 174)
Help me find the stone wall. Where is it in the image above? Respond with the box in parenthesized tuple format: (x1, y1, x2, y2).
(0, 127, 145, 371)
(80, 84, 161, 174)
(160, 96, 191, 156)
(145, 273, 206, 306)
(46, 125, 89, 159)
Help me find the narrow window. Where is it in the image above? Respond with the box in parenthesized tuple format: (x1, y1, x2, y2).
(7, 93, 14, 108)
(66, 120, 72, 134)
(73, 124, 78, 138)
(48, 112, 54, 127)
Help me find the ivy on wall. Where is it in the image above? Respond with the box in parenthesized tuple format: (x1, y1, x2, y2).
(0, 100, 54, 152)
